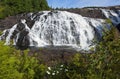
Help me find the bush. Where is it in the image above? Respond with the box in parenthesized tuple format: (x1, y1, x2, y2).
(66, 26, 120, 79)
(0, 42, 46, 79)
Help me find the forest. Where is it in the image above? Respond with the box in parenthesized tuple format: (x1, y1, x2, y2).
(0, 0, 50, 18)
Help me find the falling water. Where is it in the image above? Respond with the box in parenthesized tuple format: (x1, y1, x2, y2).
(0, 10, 112, 50)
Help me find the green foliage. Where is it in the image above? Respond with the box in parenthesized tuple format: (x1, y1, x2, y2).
(0, 5, 6, 18)
(105, 19, 113, 27)
(106, 18, 112, 24)
(0, 0, 50, 19)
(0, 42, 46, 79)
(67, 53, 89, 79)
(0, 31, 3, 35)
(46, 64, 69, 79)
(93, 26, 120, 79)
(0, 42, 22, 79)
(66, 26, 120, 79)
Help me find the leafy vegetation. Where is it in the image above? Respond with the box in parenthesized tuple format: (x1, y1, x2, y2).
(0, 0, 50, 18)
(0, 31, 3, 35)
(0, 42, 47, 79)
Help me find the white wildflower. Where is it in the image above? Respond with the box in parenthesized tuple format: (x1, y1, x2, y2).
(65, 69, 68, 72)
(57, 71, 59, 74)
(52, 73, 55, 75)
(60, 65, 64, 67)
(48, 67, 51, 70)
(46, 71, 50, 75)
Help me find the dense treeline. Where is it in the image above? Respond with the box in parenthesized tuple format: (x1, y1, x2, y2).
(0, 0, 50, 18)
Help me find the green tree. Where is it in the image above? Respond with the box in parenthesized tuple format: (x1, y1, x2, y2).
(0, 0, 50, 18)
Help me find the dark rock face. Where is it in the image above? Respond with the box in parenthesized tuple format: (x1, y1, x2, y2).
(15, 23, 30, 50)
(17, 23, 25, 31)
(0, 13, 35, 31)
(116, 23, 120, 32)
(61, 8, 106, 19)
(0, 30, 9, 40)
(0, 22, 30, 50)
(58, 6, 120, 19)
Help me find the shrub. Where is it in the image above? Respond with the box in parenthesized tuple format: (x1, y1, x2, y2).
(0, 42, 46, 79)
(66, 26, 120, 79)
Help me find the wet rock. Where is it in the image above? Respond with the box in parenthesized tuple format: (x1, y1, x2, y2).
(0, 30, 9, 40)
(16, 33, 30, 49)
(116, 23, 120, 32)
(16, 23, 30, 49)
(16, 23, 25, 31)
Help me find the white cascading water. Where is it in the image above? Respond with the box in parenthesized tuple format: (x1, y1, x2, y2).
(28, 11, 106, 50)
(0, 19, 30, 45)
(101, 9, 120, 25)
(0, 10, 116, 50)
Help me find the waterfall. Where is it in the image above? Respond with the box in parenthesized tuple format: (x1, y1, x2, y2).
(0, 10, 110, 50)
(29, 11, 106, 50)
(101, 9, 120, 25)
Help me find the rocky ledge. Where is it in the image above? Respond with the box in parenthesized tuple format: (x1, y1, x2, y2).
(0, 5, 120, 31)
